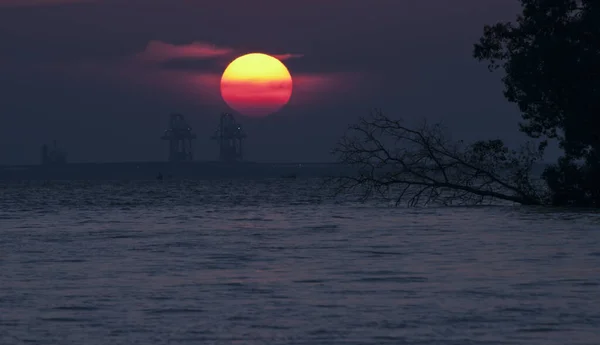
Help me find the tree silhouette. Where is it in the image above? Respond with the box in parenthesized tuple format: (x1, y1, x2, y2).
(474, 0, 600, 206)
(329, 110, 548, 206)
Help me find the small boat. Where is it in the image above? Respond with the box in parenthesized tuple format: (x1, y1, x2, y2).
(280, 173, 297, 179)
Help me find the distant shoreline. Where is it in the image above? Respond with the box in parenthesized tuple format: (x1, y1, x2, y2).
(0, 160, 552, 181)
(0, 161, 349, 181)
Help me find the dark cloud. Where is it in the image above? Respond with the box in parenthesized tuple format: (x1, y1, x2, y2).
(136, 41, 233, 62)
(158, 58, 219, 72)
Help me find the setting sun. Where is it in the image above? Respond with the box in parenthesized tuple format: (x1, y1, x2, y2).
(220, 53, 293, 117)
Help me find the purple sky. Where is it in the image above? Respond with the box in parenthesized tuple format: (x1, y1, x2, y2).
(0, 0, 543, 164)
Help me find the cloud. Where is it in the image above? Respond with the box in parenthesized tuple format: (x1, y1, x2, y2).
(134, 41, 304, 71)
(66, 40, 367, 113)
(134, 40, 234, 63)
(0, 0, 93, 7)
(272, 53, 304, 61)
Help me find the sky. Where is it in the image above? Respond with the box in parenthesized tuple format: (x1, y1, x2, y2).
(0, 0, 544, 164)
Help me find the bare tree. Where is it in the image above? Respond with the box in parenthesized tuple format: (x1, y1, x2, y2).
(329, 109, 549, 206)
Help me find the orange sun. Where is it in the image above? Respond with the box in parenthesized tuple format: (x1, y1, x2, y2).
(220, 53, 293, 117)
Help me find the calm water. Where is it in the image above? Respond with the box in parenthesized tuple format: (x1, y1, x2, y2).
(1, 179, 599, 344)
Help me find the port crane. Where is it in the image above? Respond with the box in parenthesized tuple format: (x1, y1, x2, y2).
(161, 113, 196, 162)
(210, 113, 246, 162)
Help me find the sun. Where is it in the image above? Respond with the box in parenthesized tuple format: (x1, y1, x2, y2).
(220, 53, 293, 117)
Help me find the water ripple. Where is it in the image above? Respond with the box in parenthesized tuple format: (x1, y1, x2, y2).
(1, 179, 599, 344)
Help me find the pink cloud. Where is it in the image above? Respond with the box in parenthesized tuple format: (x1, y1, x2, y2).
(66, 41, 365, 113)
(132, 41, 303, 69)
(134, 40, 234, 63)
(71, 61, 365, 111)
(272, 53, 304, 61)
(0, 0, 93, 6)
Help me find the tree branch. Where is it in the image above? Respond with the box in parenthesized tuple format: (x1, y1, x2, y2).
(327, 109, 549, 206)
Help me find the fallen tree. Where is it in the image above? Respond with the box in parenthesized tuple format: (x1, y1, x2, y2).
(329, 110, 549, 206)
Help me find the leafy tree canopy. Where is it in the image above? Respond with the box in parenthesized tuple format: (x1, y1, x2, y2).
(474, 0, 599, 157)
(474, 0, 600, 206)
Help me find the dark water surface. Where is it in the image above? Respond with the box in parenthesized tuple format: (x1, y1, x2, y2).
(1, 179, 599, 344)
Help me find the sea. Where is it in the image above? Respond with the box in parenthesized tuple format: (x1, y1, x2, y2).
(1, 178, 599, 345)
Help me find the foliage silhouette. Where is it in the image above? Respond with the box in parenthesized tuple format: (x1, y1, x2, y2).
(473, 0, 600, 206)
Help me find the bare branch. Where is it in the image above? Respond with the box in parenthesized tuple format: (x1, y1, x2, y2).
(327, 109, 549, 206)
